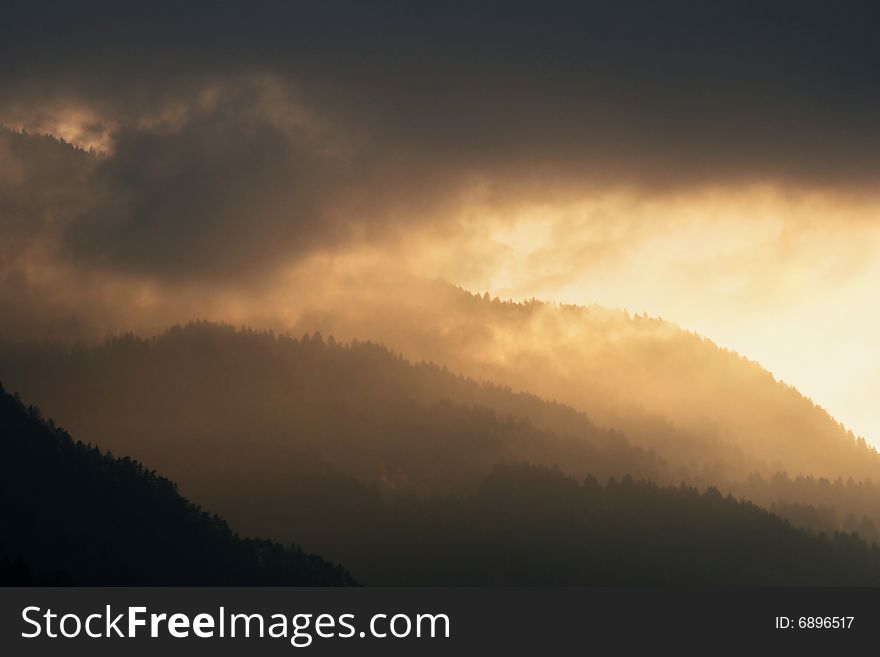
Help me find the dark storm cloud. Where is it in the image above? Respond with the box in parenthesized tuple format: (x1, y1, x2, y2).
(2, 0, 880, 283)
(65, 86, 345, 281)
(3, 0, 880, 185)
(0, 81, 474, 283)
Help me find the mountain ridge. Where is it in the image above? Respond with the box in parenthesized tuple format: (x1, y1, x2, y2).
(4, 320, 880, 550)
(0, 382, 355, 586)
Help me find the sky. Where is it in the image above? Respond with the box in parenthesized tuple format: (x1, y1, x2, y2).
(2, 1, 880, 443)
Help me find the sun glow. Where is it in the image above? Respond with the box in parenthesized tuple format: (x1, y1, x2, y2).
(384, 186, 880, 447)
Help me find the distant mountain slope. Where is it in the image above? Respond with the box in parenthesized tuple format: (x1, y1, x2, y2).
(0, 322, 668, 497)
(4, 322, 880, 552)
(292, 281, 880, 482)
(0, 384, 354, 585)
(5, 383, 880, 585)
(345, 463, 880, 586)
(5, 332, 880, 585)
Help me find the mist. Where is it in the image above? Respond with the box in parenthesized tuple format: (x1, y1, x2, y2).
(5, 0, 880, 587)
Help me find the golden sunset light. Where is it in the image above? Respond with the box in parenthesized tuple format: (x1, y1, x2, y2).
(6, 2, 880, 621)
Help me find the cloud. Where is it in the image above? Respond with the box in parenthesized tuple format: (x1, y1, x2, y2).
(63, 80, 353, 282)
(3, 1, 880, 191)
(3, 1, 880, 272)
(3, 0, 880, 447)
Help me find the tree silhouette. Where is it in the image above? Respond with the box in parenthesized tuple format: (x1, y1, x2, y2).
(0, 383, 355, 586)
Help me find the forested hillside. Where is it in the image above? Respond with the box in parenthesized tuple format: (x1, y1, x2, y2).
(5, 381, 880, 585)
(0, 323, 668, 495)
(293, 283, 880, 482)
(341, 464, 880, 586)
(0, 384, 354, 585)
(3, 322, 880, 556)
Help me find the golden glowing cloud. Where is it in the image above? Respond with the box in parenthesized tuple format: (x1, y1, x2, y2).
(381, 186, 880, 446)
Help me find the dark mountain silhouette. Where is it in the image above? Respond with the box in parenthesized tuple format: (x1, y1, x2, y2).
(0, 383, 354, 586)
(3, 322, 880, 561)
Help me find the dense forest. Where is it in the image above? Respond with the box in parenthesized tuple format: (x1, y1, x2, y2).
(343, 464, 880, 586)
(0, 323, 669, 496)
(3, 322, 880, 573)
(0, 383, 354, 585)
(5, 381, 880, 584)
